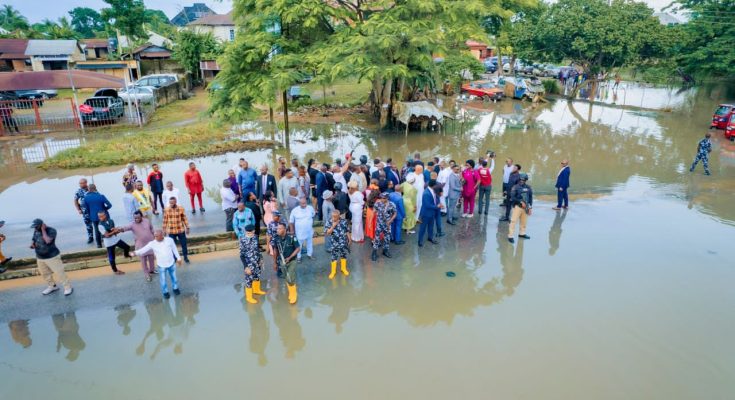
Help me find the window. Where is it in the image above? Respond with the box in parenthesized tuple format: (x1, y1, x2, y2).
(229, 29, 235, 41)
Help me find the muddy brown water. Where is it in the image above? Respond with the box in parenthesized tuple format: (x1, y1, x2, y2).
(0, 82, 734, 398)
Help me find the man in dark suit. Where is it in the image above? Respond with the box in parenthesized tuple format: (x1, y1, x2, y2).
(384, 158, 400, 186)
(324, 163, 336, 192)
(315, 165, 329, 220)
(255, 165, 277, 202)
(418, 183, 442, 246)
(83, 184, 112, 248)
(553, 159, 571, 210)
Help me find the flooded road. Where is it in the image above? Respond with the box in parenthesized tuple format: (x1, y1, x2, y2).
(0, 181, 734, 399)
(0, 83, 734, 398)
(2, 83, 734, 257)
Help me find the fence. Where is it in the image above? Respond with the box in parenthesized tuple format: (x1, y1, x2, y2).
(0, 96, 155, 136)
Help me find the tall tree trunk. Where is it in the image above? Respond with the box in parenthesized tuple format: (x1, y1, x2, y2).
(379, 78, 393, 129)
(371, 78, 383, 118)
(269, 105, 274, 124)
(282, 90, 290, 147)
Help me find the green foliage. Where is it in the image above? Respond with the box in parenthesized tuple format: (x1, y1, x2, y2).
(0, 5, 29, 32)
(210, 0, 336, 121)
(69, 7, 105, 38)
(671, 0, 735, 79)
(438, 53, 485, 90)
(145, 9, 175, 38)
(172, 30, 220, 80)
(31, 17, 78, 39)
(101, 0, 148, 42)
(542, 79, 559, 94)
(515, 0, 668, 74)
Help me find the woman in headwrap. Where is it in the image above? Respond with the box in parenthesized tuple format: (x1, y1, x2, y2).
(364, 180, 380, 240)
(348, 181, 365, 242)
(401, 174, 418, 234)
(412, 164, 425, 220)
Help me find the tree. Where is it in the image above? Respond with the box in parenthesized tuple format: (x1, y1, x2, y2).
(172, 30, 221, 81)
(145, 9, 175, 37)
(313, 0, 517, 129)
(515, 0, 668, 76)
(438, 53, 485, 92)
(211, 0, 335, 125)
(69, 7, 105, 38)
(0, 5, 29, 32)
(671, 0, 735, 79)
(101, 0, 148, 43)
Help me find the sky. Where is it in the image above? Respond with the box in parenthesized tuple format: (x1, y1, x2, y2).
(7, 0, 673, 24)
(5, 0, 234, 23)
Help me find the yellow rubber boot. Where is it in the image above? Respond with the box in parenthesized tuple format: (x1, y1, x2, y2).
(287, 284, 298, 304)
(252, 280, 266, 295)
(340, 258, 349, 276)
(245, 287, 258, 304)
(329, 261, 337, 280)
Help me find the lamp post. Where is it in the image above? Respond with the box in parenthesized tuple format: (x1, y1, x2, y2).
(67, 60, 85, 134)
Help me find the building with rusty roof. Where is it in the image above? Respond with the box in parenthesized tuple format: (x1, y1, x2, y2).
(0, 39, 31, 72)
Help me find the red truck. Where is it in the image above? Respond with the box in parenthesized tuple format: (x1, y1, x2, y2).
(710, 104, 735, 130)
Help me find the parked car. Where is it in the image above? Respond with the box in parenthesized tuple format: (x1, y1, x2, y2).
(483, 59, 497, 73)
(287, 86, 310, 101)
(14, 89, 57, 100)
(543, 65, 562, 77)
(79, 96, 125, 124)
(118, 87, 155, 104)
(461, 80, 504, 101)
(710, 104, 735, 130)
(726, 113, 735, 141)
(0, 90, 42, 108)
(134, 74, 178, 88)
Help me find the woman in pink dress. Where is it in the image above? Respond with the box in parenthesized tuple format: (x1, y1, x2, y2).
(262, 191, 277, 225)
(461, 160, 480, 217)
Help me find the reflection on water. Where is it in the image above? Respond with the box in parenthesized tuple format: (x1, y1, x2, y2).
(548, 210, 567, 256)
(52, 312, 85, 362)
(136, 293, 199, 359)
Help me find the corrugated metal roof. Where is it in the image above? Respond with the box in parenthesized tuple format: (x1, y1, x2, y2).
(81, 39, 109, 49)
(138, 51, 171, 59)
(25, 40, 79, 56)
(0, 70, 124, 90)
(0, 39, 29, 58)
(77, 63, 127, 69)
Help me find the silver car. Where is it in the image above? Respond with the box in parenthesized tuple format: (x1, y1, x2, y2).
(118, 87, 155, 104)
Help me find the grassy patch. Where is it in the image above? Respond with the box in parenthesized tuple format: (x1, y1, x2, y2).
(299, 78, 371, 107)
(40, 121, 277, 169)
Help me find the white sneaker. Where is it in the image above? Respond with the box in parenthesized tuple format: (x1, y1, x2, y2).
(64, 287, 74, 296)
(461, 213, 467, 218)
(42, 285, 59, 295)
(468, 213, 474, 218)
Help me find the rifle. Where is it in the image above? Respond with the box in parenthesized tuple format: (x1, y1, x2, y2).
(276, 238, 288, 266)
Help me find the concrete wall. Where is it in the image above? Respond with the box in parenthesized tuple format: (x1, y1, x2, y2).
(140, 59, 185, 76)
(153, 80, 188, 107)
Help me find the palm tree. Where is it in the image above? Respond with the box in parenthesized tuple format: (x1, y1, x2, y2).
(0, 5, 29, 31)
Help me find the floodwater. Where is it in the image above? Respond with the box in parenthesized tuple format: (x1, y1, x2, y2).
(0, 83, 734, 398)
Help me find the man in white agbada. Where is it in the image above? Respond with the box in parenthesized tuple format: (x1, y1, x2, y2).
(436, 160, 452, 211)
(410, 164, 425, 220)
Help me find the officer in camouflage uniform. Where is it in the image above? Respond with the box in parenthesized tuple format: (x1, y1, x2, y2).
(240, 224, 266, 304)
(324, 210, 351, 280)
(508, 173, 533, 244)
(372, 193, 397, 261)
(266, 211, 282, 276)
(689, 132, 713, 175)
(273, 223, 301, 304)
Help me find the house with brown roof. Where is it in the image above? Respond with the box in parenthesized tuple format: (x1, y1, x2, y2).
(466, 40, 493, 61)
(132, 43, 172, 60)
(81, 39, 110, 60)
(0, 39, 31, 72)
(187, 12, 236, 42)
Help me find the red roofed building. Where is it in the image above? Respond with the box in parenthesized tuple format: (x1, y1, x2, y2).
(466, 40, 493, 61)
(0, 39, 31, 72)
(81, 39, 110, 60)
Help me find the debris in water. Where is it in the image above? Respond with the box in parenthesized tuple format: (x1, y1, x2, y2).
(445, 271, 456, 278)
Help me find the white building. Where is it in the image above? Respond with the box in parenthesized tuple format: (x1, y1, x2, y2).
(187, 12, 236, 42)
(24, 40, 85, 71)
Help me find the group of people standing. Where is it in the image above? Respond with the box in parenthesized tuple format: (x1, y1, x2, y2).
(11, 150, 573, 308)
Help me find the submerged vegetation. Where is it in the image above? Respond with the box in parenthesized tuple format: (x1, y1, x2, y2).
(40, 123, 277, 169)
